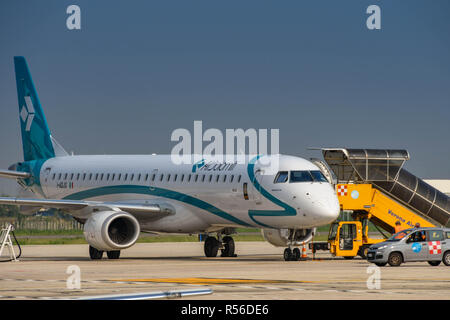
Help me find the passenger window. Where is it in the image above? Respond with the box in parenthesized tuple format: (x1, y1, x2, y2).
(274, 171, 288, 183)
(446, 232, 450, 239)
(290, 171, 314, 183)
(429, 230, 444, 241)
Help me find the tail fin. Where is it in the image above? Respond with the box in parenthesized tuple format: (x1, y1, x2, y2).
(14, 56, 67, 161)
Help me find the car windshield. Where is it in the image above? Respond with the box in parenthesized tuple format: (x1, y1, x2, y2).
(386, 229, 413, 241)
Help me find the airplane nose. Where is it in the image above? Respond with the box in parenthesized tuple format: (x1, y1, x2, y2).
(313, 192, 340, 224)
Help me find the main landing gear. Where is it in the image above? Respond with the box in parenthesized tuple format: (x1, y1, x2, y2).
(89, 245, 121, 260)
(204, 235, 237, 258)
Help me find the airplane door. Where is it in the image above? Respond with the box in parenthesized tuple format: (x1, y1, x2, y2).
(42, 166, 52, 194)
(252, 169, 264, 205)
(149, 169, 158, 191)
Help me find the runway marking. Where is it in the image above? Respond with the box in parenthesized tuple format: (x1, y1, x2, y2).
(111, 277, 314, 285)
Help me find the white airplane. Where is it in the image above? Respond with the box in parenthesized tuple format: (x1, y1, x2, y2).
(0, 57, 340, 261)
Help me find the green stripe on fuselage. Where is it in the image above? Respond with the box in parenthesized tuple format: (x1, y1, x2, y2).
(63, 184, 251, 227)
(247, 155, 297, 228)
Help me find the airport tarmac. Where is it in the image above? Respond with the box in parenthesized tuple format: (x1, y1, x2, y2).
(1, 241, 449, 300)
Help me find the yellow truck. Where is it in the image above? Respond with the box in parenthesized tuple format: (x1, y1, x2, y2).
(311, 184, 436, 259)
(308, 147, 449, 259)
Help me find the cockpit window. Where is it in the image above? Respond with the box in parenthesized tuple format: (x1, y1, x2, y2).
(290, 171, 314, 183)
(310, 170, 328, 183)
(274, 171, 288, 183)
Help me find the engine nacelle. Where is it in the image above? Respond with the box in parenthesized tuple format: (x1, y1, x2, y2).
(262, 228, 316, 247)
(83, 211, 140, 251)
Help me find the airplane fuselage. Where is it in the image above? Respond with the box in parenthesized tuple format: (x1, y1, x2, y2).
(19, 154, 339, 234)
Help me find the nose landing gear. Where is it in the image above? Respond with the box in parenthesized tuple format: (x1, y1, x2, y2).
(283, 246, 306, 261)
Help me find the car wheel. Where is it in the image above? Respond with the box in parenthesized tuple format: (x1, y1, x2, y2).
(443, 251, 450, 266)
(388, 252, 402, 267)
(375, 262, 387, 267)
(428, 261, 441, 266)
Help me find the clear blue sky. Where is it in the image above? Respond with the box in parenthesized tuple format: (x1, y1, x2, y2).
(0, 0, 449, 194)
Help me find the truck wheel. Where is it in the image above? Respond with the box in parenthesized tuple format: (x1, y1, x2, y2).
(428, 261, 441, 266)
(343, 256, 354, 260)
(358, 246, 369, 259)
(388, 252, 402, 267)
(443, 251, 450, 266)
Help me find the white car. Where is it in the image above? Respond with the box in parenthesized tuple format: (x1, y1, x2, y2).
(367, 227, 450, 267)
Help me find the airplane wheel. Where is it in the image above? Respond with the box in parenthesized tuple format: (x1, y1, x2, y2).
(204, 236, 220, 257)
(89, 245, 104, 260)
(283, 248, 292, 261)
(107, 250, 121, 259)
(292, 248, 301, 261)
(221, 236, 236, 257)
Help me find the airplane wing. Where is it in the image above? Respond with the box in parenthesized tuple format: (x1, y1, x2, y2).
(0, 169, 31, 179)
(0, 197, 175, 217)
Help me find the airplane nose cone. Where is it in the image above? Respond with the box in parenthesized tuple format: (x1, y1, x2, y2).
(312, 190, 340, 224)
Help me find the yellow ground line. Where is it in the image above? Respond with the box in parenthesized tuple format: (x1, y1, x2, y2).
(111, 277, 450, 285)
(112, 277, 315, 285)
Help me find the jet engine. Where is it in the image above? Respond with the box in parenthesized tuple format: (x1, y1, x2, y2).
(83, 211, 140, 251)
(262, 228, 315, 247)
